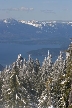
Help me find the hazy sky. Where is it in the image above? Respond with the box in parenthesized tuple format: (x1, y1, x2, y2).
(0, 0, 72, 21)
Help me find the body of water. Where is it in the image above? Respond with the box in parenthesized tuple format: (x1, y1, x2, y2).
(0, 43, 61, 66)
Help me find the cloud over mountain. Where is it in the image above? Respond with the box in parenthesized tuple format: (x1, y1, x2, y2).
(41, 10, 55, 14)
(0, 7, 34, 11)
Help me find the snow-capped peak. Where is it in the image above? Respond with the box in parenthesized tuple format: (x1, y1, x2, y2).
(19, 20, 42, 28)
(3, 19, 8, 23)
(3, 18, 18, 24)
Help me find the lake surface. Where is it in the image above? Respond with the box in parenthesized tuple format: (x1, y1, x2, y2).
(0, 43, 61, 66)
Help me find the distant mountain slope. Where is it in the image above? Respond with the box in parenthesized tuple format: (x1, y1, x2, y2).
(0, 18, 72, 47)
(0, 18, 40, 40)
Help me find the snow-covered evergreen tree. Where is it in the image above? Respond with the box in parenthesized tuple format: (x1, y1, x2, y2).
(63, 42, 72, 108)
(38, 77, 53, 108)
(0, 71, 3, 107)
(2, 65, 31, 108)
(55, 42, 72, 108)
(41, 50, 53, 82)
(50, 51, 66, 108)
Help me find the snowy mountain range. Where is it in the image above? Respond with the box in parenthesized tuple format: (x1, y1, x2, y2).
(19, 19, 72, 28)
(2, 18, 72, 28)
(0, 18, 72, 45)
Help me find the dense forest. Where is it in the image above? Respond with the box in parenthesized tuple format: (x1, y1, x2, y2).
(0, 42, 72, 108)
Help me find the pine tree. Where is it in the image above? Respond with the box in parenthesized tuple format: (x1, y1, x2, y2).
(0, 71, 3, 107)
(41, 51, 53, 82)
(55, 42, 72, 108)
(38, 77, 53, 108)
(64, 42, 72, 108)
(2, 65, 31, 108)
(51, 51, 66, 108)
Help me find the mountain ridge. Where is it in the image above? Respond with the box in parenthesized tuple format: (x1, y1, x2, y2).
(0, 18, 72, 41)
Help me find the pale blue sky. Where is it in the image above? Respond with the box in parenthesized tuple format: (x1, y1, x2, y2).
(0, 0, 72, 21)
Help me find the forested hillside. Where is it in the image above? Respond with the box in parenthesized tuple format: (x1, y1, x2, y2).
(0, 42, 72, 108)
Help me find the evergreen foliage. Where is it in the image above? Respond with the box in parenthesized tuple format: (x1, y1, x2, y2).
(0, 42, 72, 108)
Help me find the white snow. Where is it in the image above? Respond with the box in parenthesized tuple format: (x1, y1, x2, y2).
(3, 20, 8, 23)
(43, 95, 47, 100)
(16, 93, 17, 100)
(16, 75, 20, 85)
(7, 88, 11, 92)
(10, 74, 14, 79)
(8, 91, 12, 94)
(19, 20, 42, 28)
(61, 80, 66, 84)
(48, 105, 53, 108)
